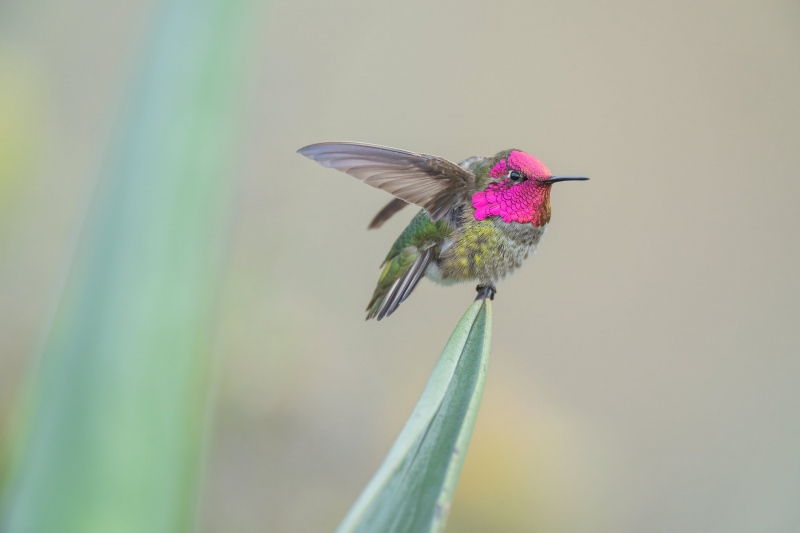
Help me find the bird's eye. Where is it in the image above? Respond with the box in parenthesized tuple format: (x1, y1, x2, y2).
(509, 170, 523, 182)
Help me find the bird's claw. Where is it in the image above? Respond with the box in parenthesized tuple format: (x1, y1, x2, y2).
(475, 285, 496, 301)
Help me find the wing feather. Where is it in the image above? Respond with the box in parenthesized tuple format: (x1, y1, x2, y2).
(298, 142, 475, 222)
(368, 198, 408, 230)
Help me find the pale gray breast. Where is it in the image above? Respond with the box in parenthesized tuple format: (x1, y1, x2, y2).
(428, 213, 548, 286)
(491, 220, 548, 278)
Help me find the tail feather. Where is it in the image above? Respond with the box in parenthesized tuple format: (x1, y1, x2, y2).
(366, 246, 434, 320)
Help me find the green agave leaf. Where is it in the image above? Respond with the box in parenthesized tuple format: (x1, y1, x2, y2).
(338, 299, 493, 533)
(0, 1, 258, 532)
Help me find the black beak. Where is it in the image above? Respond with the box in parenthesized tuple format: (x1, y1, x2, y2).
(539, 176, 589, 184)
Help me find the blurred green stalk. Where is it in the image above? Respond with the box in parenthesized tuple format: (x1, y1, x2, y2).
(0, 1, 257, 532)
(339, 300, 492, 533)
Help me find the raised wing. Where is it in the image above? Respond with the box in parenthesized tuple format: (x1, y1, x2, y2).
(368, 198, 408, 230)
(297, 142, 475, 222)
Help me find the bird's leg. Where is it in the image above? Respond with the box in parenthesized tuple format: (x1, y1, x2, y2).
(475, 284, 496, 301)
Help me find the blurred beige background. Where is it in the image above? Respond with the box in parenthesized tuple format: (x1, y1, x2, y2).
(1, 0, 799, 531)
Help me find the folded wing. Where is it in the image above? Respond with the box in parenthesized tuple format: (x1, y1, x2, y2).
(365, 245, 436, 320)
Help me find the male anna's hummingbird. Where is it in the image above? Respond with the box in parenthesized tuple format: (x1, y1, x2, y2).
(298, 142, 588, 320)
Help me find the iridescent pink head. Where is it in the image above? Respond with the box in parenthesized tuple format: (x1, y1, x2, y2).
(472, 150, 554, 227)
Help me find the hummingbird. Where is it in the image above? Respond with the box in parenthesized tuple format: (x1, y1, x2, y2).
(298, 142, 588, 320)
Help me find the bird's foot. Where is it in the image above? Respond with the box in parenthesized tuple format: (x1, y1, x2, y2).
(475, 285, 496, 301)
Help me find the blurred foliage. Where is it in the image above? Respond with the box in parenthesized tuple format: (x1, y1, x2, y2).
(338, 300, 492, 533)
(1, 0, 799, 531)
(0, 50, 42, 238)
(0, 1, 258, 532)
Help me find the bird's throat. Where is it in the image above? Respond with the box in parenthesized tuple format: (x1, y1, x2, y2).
(472, 181, 551, 226)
